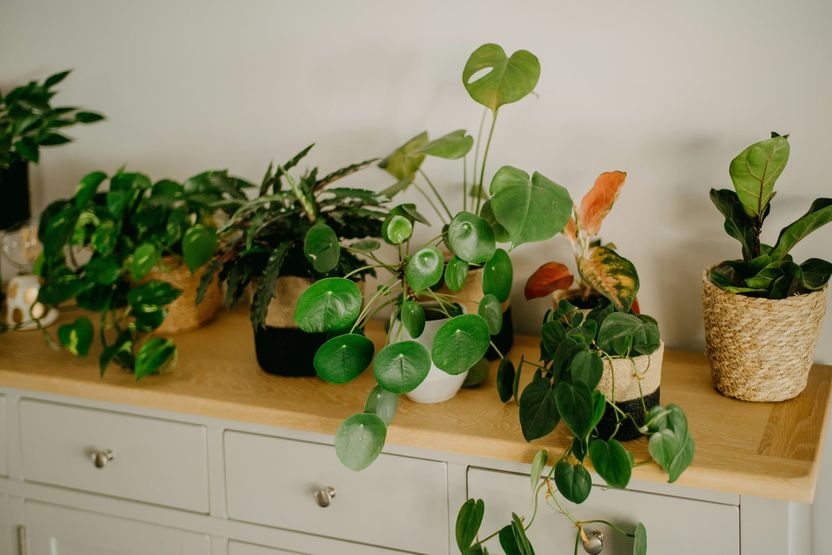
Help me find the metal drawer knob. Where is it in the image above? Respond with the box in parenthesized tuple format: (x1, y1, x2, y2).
(91, 449, 114, 469)
(582, 529, 604, 554)
(313, 486, 336, 508)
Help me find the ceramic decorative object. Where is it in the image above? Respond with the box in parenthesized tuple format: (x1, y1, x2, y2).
(4, 274, 57, 330)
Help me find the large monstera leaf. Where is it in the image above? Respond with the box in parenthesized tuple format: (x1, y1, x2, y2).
(729, 134, 790, 219)
(578, 171, 627, 236)
(577, 246, 639, 311)
(462, 44, 540, 113)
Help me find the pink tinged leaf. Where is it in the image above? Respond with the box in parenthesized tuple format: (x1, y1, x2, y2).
(524, 262, 574, 300)
(564, 216, 578, 244)
(578, 171, 627, 236)
(577, 246, 639, 311)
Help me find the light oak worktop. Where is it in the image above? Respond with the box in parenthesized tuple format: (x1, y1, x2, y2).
(0, 310, 829, 503)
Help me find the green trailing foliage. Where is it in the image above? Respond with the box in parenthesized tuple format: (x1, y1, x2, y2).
(709, 133, 832, 298)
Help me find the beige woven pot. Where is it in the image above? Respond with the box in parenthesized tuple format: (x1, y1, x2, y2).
(598, 344, 664, 402)
(702, 271, 828, 402)
(147, 258, 223, 335)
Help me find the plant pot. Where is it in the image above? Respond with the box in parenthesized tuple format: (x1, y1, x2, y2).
(147, 258, 223, 335)
(596, 343, 664, 441)
(0, 160, 31, 231)
(551, 288, 610, 311)
(702, 272, 828, 402)
(438, 267, 513, 360)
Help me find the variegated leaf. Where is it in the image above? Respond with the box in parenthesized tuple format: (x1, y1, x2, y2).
(577, 246, 638, 311)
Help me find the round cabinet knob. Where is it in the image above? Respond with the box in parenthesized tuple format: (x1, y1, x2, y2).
(313, 486, 336, 508)
(582, 529, 604, 554)
(91, 449, 114, 469)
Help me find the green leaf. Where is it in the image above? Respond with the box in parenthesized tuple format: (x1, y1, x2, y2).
(39, 133, 72, 146)
(530, 449, 548, 492)
(555, 381, 594, 440)
(577, 246, 639, 312)
(363, 385, 398, 426)
(463, 357, 490, 387)
(134, 338, 176, 380)
(75, 111, 105, 124)
(74, 171, 107, 209)
(130, 243, 160, 281)
(44, 69, 71, 87)
(313, 333, 374, 384)
(405, 246, 444, 292)
(349, 239, 381, 253)
(445, 211, 496, 264)
(730, 135, 790, 218)
(498, 526, 520, 555)
(182, 225, 218, 273)
(801, 258, 832, 290)
(444, 256, 469, 292)
(647, 404, 695, 482)
(390, 203, 430, 225)
(709, 188, 757, 260)
(304, 222, 341, 273)
(478, 294, 503, 335)
(496, 358, 516, 403)
(127, 280, 181, 307)
(335, 413, 386, 471)
(633, 523, 648, 555)
(250, 242, 290, 329)
(382, 214, 413, 245)
(570, 350, 603, 390)
(13, 137, 39, 162)
(480, 200, 511, 243)
(489, 166, 572, 247)
(510, 513, 535, 555)
(482, 248, 512, 303)
(597, 312, 651, 356)
(84, 256, 120, 285)
(589, 391, 606, 431)
(519, 371, 559, 441)
(431, 314, 491, 375)
(462, 44, 540, 113)
(413, 129, 473, 160)
(455, 498, 485, 552)
(373, 340, 431, 393)
(57, 317, 94, 357)
(105, 190, 128, 219)
(294, 278, 363, 333)
(589, 438, 632, 488)
(554, 460, 592, 504)
(770, 198, 832, 259)
(400, 299, 426, 339)
(378, 132, 428, 180)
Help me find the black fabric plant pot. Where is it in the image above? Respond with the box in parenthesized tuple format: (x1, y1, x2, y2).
(595, 387, 661, 441)
(253, 325, 326, 377)
(0, 160, 31, 231)
(485, 305, 514, 361)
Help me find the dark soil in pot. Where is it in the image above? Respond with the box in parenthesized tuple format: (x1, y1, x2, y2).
(253, 325, 326, 377)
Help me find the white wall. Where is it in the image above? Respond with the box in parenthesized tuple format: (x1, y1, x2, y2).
(1, 0, 830, 549)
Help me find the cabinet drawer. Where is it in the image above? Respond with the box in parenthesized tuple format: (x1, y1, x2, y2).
(468, 467, 739, 555)
(0, 396, 6, 476)
(225, 431, 448, 554)
(19, 399, 209, 512)
(230, 542, 302, 555)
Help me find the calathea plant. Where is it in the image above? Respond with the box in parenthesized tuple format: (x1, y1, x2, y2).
(37, 168, 248, 378)
(709, 133, 832, 296)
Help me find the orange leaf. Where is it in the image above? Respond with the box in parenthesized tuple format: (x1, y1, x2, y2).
(524, 261, 574, 300)
(564, 217, 578, 244)
(578, 171, 627, 236)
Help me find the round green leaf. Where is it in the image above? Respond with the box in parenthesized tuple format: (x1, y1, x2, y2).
(313, 333, 374, 384)
(373, 340, 431, 393)
(462, 357, 490, 387)
(363, 386, 398, 426)
(444, 256, 469, 292)
(462, 44, 541, 113)
(482, 248, 512, 303)
(431, 314, 490, 375)
(57, 317, 94, 357)
(130, 243, 160, 281)
(519, 371, 559, 441)
(294, 277, 362, 333)
(335, 413, 387, 471)
(589, 438, 632, 489)
(554, 460, 592, 504)
(445, 211, 496, 264)
(570, 350, 603, 390)
(478, 294, 502, 335)
(135, 337, 176, 380)
(349, 239, 381, 253)
(183, 224, 218, 273)
(303, 222, 341, 273)
(382, 214, 413, 245)
(400, 299, 425, 338)
(405, 246, 444, 292)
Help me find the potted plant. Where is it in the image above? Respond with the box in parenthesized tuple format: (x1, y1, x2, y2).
(37, 167, 246, 378)
(293, 43, 575, 471)
(1, 70, 104, 231)
(454, 300, 694, 555)
(704, 133, 831, 401)
(203, 145, 386, 376)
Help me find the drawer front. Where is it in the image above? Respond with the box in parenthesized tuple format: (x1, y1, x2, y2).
(230, 542, 303, 555)
(0, 494, 11, 555)
(225, 431, 448, 554)
(0, 396, 6, 476)
(468, 468, 739, 555)
(19, 399, 209, 512)
(24, 501, 210, 555)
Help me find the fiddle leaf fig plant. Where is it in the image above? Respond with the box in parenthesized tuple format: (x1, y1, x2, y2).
(709, 133, 832, 297)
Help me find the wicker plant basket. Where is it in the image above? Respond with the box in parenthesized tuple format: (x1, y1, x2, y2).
(147, 259, 223, 335)
(702, 271, 828, 402)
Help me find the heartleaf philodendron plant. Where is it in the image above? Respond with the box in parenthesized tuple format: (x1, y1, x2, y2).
(709, 133, 832, 296)
(293, 43, 575, 471)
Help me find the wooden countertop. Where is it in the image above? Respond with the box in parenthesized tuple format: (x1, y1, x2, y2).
(0, 310, 829, 503)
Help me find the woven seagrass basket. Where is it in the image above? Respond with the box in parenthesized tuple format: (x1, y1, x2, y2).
(702, 271, 827, 402)
(148, 258, 223, 335)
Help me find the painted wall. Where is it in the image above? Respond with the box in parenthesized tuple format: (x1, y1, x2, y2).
(1, 0, 830, 550)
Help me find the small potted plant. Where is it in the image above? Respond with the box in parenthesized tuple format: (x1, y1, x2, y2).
(203, 145, 386, 376)
(454, 300, 694, 555)
(704, 133, 831, 401)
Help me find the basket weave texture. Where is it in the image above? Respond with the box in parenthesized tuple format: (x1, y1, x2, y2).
(702, 271, 827, 402)
(148, 260, 222, 335)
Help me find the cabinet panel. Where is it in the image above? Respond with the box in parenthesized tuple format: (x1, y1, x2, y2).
(229, 541, 305, 555)
(19, 399, 209, 512)
(0, 395, 7, 476)
(468, 467, 739, 555)
(24, 501, 210, 555)
(225, 431, 448, 554)
(0, 494, 11, 555)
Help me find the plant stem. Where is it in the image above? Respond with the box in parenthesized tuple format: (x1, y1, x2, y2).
(475, 110, 499, 214)
(413, 182, 448, 225)
(343, 264, 387, 280)
(472, 108, 488, 200)
(463, 154, 468, 213)
(418, 169, 453, 220)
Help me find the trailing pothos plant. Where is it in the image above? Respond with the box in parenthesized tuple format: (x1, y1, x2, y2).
(524, 170, 640, 312)
(709, 133, 832, 297)
(36, 168, 249, 378)
(292, 43, 574, 472)
(455, 299, 694, 554)
(201, 144, 386, 327)
(1, 70, 104, 167)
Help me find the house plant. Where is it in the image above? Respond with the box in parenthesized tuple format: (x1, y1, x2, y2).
(454, 299, 694, 555)
(704, 133, 831, 401)
(202, 144, 386, 376)
(36, 167, 247, 378)
(294, 43, 575, 471)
